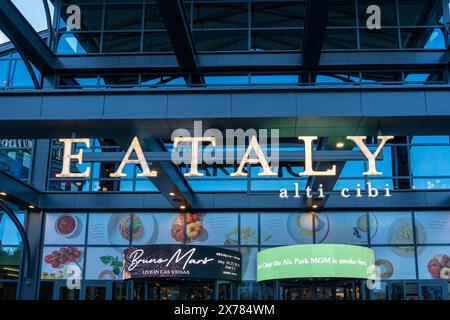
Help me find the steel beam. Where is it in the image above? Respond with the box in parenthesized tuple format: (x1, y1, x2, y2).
(112, 137, 193, 210)
(155, 0, 197, 71)
(36, 191, 450, 210)
(301, 0, 332, 82)
(54, 51, 450, 73)
(0, 0, 58, 73)
(0, 172, 40, 207)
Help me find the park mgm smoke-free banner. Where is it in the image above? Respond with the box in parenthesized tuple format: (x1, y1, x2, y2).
(257, 244, 375, 282)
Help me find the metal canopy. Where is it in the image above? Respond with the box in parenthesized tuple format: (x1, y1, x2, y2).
(155, 0, 198, 72)
(0, 0, 58, 73)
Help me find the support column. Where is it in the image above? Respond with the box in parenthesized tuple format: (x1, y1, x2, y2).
(17, 139, 50, 299)
(17, 209, 44, 300)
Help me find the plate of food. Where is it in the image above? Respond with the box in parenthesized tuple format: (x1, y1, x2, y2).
(388, 218, 426, 257)
(108, 214, 155, 247)
(287, 213, 329, 243)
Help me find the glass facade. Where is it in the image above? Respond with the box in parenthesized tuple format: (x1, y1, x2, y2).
(1, 0, 450, 303)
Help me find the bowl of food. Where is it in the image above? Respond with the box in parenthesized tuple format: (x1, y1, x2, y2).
(427, 254, 450, 279)
(171, 213, 203, 243)
(55, 215, 79, 238)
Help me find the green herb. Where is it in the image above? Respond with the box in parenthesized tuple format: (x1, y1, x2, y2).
(100, 255, 123, 275)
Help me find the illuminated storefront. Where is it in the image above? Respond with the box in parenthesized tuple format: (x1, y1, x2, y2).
(1, 0, 450, 301)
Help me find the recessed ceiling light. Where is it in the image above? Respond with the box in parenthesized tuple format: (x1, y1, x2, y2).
(312, 204, 318, 209)
(180, 205, 186, 210)
(28, 205, 35, 209)
(336, 142, 345, 148)
(0, 192, 7, 196)
(169, 192, 176, 197)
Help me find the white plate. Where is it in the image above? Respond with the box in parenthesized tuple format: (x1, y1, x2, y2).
(107, 214, 155, 249)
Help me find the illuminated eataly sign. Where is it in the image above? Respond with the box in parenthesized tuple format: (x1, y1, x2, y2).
(56, 135, 393, 178)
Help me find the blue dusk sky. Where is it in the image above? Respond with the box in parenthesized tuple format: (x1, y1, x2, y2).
(0, 0, 52, 44)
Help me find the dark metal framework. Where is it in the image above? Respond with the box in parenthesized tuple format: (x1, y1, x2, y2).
(0, 0, 450, 208)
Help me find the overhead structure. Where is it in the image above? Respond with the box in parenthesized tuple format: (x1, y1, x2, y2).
(0, 0, 58, 74)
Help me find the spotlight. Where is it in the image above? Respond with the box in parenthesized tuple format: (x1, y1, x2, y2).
(336, 142, 345, 148)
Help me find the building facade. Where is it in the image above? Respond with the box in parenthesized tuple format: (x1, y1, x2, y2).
(1, 0, 450, 301)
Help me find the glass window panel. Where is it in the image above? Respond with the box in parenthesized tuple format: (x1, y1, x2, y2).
(0, 148, 32, 181)
(85, 247, 125, 280)
(360, 29, 400, 48)
(0, 247, 21, 280)
(411, 136, 449, 144)
(323, 29, 357, 49)
(141, 74, 186, 86)
(318, 212, 369, 244)
(47, 180, 90, 192)
(404, 71, 444, 84)
(398, 0, 443, 26)
(417, 246, 450, 280)
(315, 73, 361, 84)
(410, 146, 450, 176)
(193, 3, 248, 29)
(373, 246, 416, 280)
(105, 5, 143, 30)
(340, 160, 365, 177)
(59, 75, 98, 88)
(251, 179, 307, 192)
(240, 213, 258, 245)
(362, 71, 402, 84)
(194, 30, 248, 51)
(144, 3, 165, 29)
(250, 74, 298, 85)
(401, 28, 445, 49)
(88, 213, 130, 245)
(358, 0, 398, 26)
(333, 179, 365, 191)
(328, 0, 356, 27)
(0, 213, 24, 246)
(187, 179, 248, 192)
(240, 247, 257, 281)
(143, 32, 173, 52)
(100, 74, 139, 88)
(102, 32, 141, 53)
(8, 60, 33, 87)
(132, 213, 181, 245)
(41, 246, 84, 280)
(415, 212, 450, 244)
(60, 5, 103, 31)
(44, 213, 87, 245)
(260, 212, 314, 245)
(189, 213, 239, 246)
(0, 60, 8, 88)
(252, 29, 303, 51)
(204, 74, 249, 86)
(370, 212, 416, 246)
(252, 2, 306, 28)
(134, 179, 158, 191)
(57, 33, 101, 54)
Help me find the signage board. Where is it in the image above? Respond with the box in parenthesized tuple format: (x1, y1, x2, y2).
(257, 244, 375, 282)
(123, 245, 241, 281)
